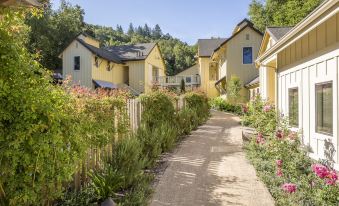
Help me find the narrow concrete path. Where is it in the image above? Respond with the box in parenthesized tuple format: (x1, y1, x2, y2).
(150, 110, 274, 206)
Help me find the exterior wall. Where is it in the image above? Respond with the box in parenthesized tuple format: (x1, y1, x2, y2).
(199, 57, 219, 98)
(275, 12, 339, 169)
(249, 84, 260, 100)
(225, 27, 262, 102)
(126, 61, 145, 93)
(92, 57, 127, 85)
(176, 64, 199, 76)
(62, 40, 93, 88)
(144, 45, 166, 93)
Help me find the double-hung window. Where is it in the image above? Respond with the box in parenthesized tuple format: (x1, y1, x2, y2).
(243, 47, 253, 64)
(74, 56, 80, 70)
(315, 82, 333, 135)
(288, 88, 299, 127)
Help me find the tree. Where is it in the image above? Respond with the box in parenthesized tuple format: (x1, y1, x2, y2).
(127, 23, 134, 36)
(143, 24, 151, 37)
(26, 0, 85, 70)
(248, 0, 323, 32)
(227, 75, 242, 103)
(116, 24, 124, 34)
(152, 24, 162, 39)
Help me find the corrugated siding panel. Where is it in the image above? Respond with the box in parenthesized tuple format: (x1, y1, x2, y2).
(127, 61, 145, 93)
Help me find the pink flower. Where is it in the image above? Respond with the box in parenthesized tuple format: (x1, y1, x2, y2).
(288, 132, 298, 140)
(256, 133, 265, 144)
(325, 171, 338, 185)
(282, 183, 297, 193)
(276, 130, 284, 139)
(276, 159, 283, 167)
(276, 168, 283, 177)
(263, 105, 271, 112)
(242, 105, 249, 114)
(312, 164, 330, 179)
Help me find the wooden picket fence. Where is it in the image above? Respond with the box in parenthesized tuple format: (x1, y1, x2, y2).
(72, 96, 186, 190)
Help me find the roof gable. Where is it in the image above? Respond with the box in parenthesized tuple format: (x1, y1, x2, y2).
(107, 43, 156, 61)
(197, 38, 227, 57)
(266, 27, 293, 41)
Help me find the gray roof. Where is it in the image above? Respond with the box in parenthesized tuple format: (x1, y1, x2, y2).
(267, 27, 293, 41)
(245, 76, 259, 87)
(76, 38, 123, 64)
(107, 43, 156, 61)
(198, 38, 227, 57)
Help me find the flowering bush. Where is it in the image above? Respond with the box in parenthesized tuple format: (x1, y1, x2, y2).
(246, 122, 339, 205)
(242, 95, 277, 135)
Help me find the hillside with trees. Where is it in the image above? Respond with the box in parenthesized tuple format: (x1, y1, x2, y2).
(248, 0, 323, 32)
(26, 0, 196, 76)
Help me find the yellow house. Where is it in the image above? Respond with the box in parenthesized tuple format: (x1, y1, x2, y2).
(256, 0, 339, 169)
(59, 33, 166, 95)
(211, 19, 263, 101)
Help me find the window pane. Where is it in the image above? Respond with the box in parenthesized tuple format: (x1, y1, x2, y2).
(243, 47, 253, 64)
(289, 88, 298, 127)
(74, 56, 80, 70)
(316, 82, 333, 135)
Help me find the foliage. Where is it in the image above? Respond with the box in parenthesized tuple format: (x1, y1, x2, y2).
(185, 91, 210, 124)
(245, 129, 339, 205)
(248, 0, 324, 32)
(227, 75, 242, 103)
(242, 95, 277, 135)
(27, 1, 197, 75)
(210, 97, 243, 115)
(0, 7, 85, 205)
(175, 109, 200, 136)
(26, 0, 85, 70)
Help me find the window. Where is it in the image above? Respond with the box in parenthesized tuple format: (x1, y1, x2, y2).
(152, 67, 159, 81)
(209, 66, 218, 81)
(315, 82, 333, 135)
(243, 47, 253, 64)
(186, 76, 192, 83)
(289, 88, 299, 127)
(94, 56, 99, 67)
(74, 56, 80, 70)
(246, 34, 250, 40)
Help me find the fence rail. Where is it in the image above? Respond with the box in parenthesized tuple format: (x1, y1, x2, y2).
(153, 75, 201, 87)
(73, 96, 186, 190)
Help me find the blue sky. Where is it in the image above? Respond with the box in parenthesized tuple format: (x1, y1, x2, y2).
(51, 0, 252, 45)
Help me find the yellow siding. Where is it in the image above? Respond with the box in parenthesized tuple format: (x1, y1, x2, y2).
(176, 64, 199, 76)
(199, 57, 219, 98)
(92, 58, 127, 85)
(126, 61, 145, 93)
(278, 12, 339, 69)
(144, 45, 166, 93)
(62, 40, 93, 88)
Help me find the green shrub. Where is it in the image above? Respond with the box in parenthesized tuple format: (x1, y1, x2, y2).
(185, 92, 210, 124)
(242, 95, 277, 135)
(176, 108, 198, 136)
(210, 97, 243, 115)
(111, 137, 145, 188)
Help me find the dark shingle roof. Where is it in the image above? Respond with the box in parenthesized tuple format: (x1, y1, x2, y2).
(267, 27, 293, 41)
(76, 38, 123, 64)
(198, 39, 227, 57)
(107, 43, 156, 61)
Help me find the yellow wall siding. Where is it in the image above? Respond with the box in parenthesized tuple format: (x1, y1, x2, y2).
(126, 61, 145, 93)
(198, 57, 219, 98)
(92, 59, 127, 85)
(144, 45, 166, 93)
(62, 40, 93, 88)
(278, 12, 339, 70)
(225, 27, 262, 101)
(176, 64, 199, 76)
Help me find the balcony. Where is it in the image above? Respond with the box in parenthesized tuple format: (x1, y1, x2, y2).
(153, 75, 201, 87)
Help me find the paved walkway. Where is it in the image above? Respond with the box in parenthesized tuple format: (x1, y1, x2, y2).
(150, 110, 274, 206)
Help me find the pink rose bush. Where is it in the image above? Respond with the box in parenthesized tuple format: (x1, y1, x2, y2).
(282, 183, 297, 193)
(263, 105, 271, 112)
(276, 159, 283, 167)
(312, 164, 338, 186)
(242, 105, 249, 114)
(276, 130, 284, 139)
(256, 133, 265, 144)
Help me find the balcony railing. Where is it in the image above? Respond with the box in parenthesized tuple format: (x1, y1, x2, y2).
(153, 75, 201, 87)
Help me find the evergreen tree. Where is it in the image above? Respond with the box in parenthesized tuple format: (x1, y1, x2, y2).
(116, 24, 124, 34)
(143, 24, 151, 37)
(127, 23, 134, 36)
(136, 25, 144, 36)
(152, 24, 163, 39)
